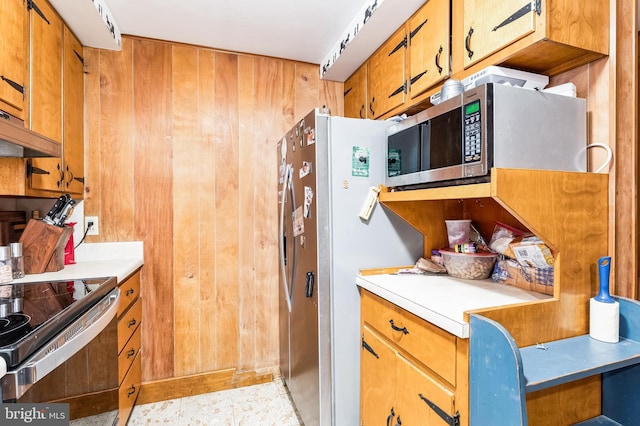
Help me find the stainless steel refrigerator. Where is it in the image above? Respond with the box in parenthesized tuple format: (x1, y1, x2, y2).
(277, 109, 423, 426)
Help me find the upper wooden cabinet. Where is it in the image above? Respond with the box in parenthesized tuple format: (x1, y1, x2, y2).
(458, 0, 609, 75)
(462, 0, 536, 68)
(0, 0, 28, 119)
(367, 27, 406, 119)
(345, 0, 609, 118)
(29, 0, 63, 144)
(408, 0, 451, 99)
(30, 7, 84, 196)
(344, 64, 367, 119)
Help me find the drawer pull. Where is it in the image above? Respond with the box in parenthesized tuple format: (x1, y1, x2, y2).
(389, 319, 409, 335)
(128, 318, 137, 328)
(127, 385, 136, 398)
(419, 394, 460, 426)
(127, 348, 135, 358)
(386, 407, 395, 426)
(126, 288, 135, 296)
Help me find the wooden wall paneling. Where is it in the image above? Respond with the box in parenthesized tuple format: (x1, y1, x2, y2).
(295, 62, 320, 119)
(98, 39, 135, 241)
(132, 39, 175, 380)
(237, 54, 257, 372)
(614, 0, 638, 298)
(198, 48, 218, 373)
(172, 45, 202, 376)
(213, 51, 241, 371)
(319, 78, 344, 118)
(254, 56, 285, 370)
(83, 48, 101, 229)
(282, 61, 296, 130)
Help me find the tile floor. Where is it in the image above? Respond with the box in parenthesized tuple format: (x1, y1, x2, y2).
(71, 379, 303, 426)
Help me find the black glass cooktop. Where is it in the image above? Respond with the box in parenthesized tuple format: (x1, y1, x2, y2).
(0, 277, 117, 368)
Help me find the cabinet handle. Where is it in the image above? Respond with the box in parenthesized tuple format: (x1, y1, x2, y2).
(126, 288, 135, 296)
(386, 407, 395, 426)
(465, 27, 474, 59)
(435, 45, 444, 74)
(369, 98, 375, 117)
(27, 0, 50, 25)
(127, 348, 136, 358)
(394, 416, 402, 426)
(1, 76, 25, 97)
(56, 164, 64, 188)
(389, 319, 409, 335)
(128, 318, 137, 328)
(127, 385, 136, 398)
(359, 105, 365, 119)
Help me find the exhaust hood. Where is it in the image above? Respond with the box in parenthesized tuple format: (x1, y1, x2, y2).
(0, 113, 60, 158)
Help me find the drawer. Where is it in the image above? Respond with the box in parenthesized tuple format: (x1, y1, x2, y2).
(118, 325, 141, 385)
(118, 352, 141, 426)
(117, 271, 141, 317)
(118, 298, 142, 353)
(361, 290, 456, 385)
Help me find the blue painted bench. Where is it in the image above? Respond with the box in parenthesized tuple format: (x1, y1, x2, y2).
(469, 296, 640, 425)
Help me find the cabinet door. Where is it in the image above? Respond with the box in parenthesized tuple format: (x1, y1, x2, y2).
(409, 0, 451, 98)
(368, 27, 406, 119)
(397, 352, 457, 425)
(62, 26, 84, 195)
(344, 64, 367, 119)
(0, 0, 28, 118)
(463, 0, 537, 68)
(29, 0, 63, 193)
(361, 327, 398, 426)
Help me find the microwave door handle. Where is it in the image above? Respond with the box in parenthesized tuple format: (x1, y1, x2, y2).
(1, 289, 120, 401)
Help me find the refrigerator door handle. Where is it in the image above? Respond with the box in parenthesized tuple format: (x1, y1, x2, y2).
(280, 165, 297, 312)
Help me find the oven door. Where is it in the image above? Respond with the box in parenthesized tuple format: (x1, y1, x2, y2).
(1, 288, 120, 402)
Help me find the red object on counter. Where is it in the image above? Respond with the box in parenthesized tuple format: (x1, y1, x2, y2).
(64, 222, 76, 265)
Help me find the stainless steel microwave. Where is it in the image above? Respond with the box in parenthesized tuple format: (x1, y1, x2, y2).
(385, 83, 587, 189)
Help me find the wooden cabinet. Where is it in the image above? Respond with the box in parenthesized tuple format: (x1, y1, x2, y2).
(30, 23, 84, 195)
(457, 0, 609, 75)
(360, 168, 609, 425)
(344, 0, 609, 119)
(29, 0, 62, 144)
(344, 64, 367, 119)
(0, 0, 28, 119)
(368, 27, 406, 119)
(116, 270, 142, 426)
(361, 290, 459, 426)
(408, 0, 451, 99)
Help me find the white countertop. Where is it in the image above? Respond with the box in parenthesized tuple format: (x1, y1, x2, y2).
(356, 273, 551, 338)
(11, 241, 144, 284)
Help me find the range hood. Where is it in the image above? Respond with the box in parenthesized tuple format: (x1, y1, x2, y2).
(0, 113, 60, 158)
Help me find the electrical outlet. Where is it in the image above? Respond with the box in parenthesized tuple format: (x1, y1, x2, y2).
(85, 216, 99, 236)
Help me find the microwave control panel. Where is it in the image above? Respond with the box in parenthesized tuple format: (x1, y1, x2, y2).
(463, 100, 482, 164)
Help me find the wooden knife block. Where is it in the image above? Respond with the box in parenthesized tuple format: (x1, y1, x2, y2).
(19, 219, 73, 274)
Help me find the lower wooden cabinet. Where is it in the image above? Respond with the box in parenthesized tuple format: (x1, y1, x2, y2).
(360, 289, 461, 425)
(116, 270, 142, 426)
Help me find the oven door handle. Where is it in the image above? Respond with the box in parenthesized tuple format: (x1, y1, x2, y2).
(1, 288, 121, 401)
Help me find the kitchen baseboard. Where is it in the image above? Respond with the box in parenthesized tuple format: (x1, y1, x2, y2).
(136, 368, 275, 406)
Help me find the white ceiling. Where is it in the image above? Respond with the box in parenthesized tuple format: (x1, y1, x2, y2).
(52, 0, 425, 82)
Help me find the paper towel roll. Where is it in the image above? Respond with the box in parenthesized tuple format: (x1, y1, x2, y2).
(589, 298, 619, 343)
